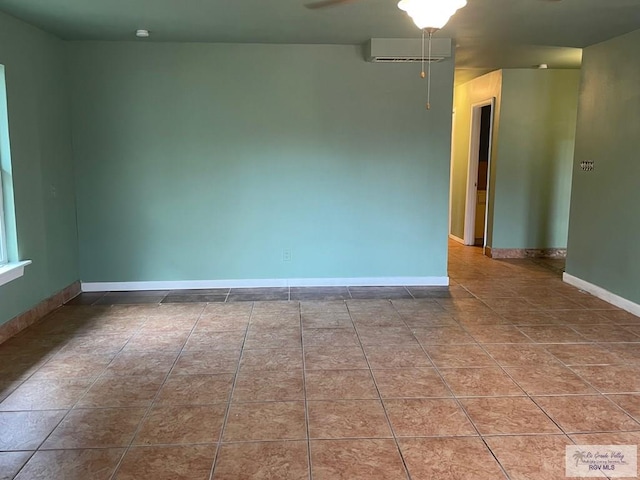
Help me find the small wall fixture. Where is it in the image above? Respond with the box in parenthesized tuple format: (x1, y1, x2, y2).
(136, 29, 150, 38)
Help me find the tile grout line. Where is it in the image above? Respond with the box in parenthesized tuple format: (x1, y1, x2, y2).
(9, 307, 165, 479)
(345, 299, 412, 480)
(106, 304, 208, 480)
(298, 301, 314, 480)
(207, 301, 254, 480)
(387, 299, 513, 480)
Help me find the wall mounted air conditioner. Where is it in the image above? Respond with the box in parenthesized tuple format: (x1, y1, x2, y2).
(365, 38, 452, 63)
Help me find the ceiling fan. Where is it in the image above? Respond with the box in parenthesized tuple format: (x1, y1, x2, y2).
(306, 0, 562, 10)
(305, 0, 361, 9)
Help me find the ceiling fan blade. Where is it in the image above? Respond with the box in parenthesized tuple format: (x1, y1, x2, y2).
(305, 0, 362, 9)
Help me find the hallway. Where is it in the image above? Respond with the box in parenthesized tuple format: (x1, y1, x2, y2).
(0, 243, 639, 479)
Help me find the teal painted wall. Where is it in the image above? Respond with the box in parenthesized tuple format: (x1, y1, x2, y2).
(0, 12, 78, 325)
(491, 69, 580, 249)
(566, 29, 640, 304)
(70, 42, 454, 282)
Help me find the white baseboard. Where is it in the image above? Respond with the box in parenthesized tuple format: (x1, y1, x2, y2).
(563, 273, 640, 317)
(448, 234, 465, 245)
(81, 276, 450, 292)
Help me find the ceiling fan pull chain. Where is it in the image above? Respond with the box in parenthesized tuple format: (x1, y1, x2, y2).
(421, 30, 426, 79)
(426, 29, 433, 110)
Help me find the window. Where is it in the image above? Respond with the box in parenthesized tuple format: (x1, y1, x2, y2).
(0, 64, 30, 286)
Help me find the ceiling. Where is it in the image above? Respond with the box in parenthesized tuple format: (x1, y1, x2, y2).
(1, 0, 640, 84)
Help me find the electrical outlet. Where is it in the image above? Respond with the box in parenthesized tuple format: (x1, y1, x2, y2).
(580, 160, 594, 172)
(283, 249, 292, 262)
(50, 185, 58, 198)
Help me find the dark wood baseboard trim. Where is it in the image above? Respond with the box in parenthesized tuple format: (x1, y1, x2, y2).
(0, 281, 81, 344)
(485, 247, 567, 259)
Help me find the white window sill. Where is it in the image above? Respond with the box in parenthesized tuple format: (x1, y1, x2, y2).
(0, 260, 31, 288)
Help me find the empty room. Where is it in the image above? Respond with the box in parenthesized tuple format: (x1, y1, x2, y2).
(1, 0, 640, 478)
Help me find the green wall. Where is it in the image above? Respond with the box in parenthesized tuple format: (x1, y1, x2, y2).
(0, 12, 78, 325)
(451, 70, 502, 241)
(70, 42, 454, 283)
(451, 69, 579, 250)
(566, 29, 640, 304)
(492, 69, 580, 249)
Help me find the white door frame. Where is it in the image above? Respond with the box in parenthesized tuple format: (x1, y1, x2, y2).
(464, 98, 495, 246)
(448, 108, 456, 237)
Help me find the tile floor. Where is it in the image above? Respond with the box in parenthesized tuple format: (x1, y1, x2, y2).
(1, 241, 639, 479)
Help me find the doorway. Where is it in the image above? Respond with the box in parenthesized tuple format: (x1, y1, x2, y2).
(464, 99, 494, 248)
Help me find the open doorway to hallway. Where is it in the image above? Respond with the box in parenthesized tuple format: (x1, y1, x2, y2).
(464, 99, 494, 249)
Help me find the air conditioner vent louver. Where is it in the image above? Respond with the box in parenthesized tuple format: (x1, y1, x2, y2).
(369, 56, 445, 63)
(365, 38, 452, 63)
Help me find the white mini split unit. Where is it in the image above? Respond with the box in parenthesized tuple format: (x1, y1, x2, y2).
(364, 38, 452, 63)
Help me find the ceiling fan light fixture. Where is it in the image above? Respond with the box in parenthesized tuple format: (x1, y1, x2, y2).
(397, 0, 467, 30)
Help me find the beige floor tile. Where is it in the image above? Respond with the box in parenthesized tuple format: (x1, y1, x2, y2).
(425, 344, 497, 368)
(364, 345, 432, 368)
(184, 331, 247, 351)
(138, 316, 199, 333)
(504, 365, 597, 395)
(412, 326, 476, 345)
(116, 445, 217, 480)
(572, 325, 640, 342)
(233, 370, 303, 402)
(0, 410, 66, 450)
(571, 365, 640, 393)
(239, 348, 303, 371)
(194, 316, 249, 332)
(482, 344, 560, 367)
(32, 353, 115, 380)
(302, 329, 360, 347)
(607, 394, 640, 422)
(356, 326, 417, 345)
(399, 437, 507, 479)
(105, 351, 179, 376)
(500, 310, 558, 326)
(0, 451, 33, 480)
(460, 397, 561, 435)
(304, 346, 368, 370)
(302, 313, 353, 330)
(517, 325, 588, 344)
(245, 329, 302, 349)
(545, 343, 623, 366)
(135, 404, 226, 445)
(383, 398, 476, 437)
(534, 395, 640, 434)
(305, 369, 378, 400)
(77, 375, 164, 408)
(214, 441, 308, 480)
(440, 367, 524, 397)
(172, 350, 240, 375)
(43, 407, 146, 449)
(310, 439, 407, 480)
(485, 435, 575, 480)
(15, 449, 124, 480)
(308, 399, 391, 439)
(465, 325, 532, 344)
(550, 310, 616, 325)
(122, 331, 190, 352)
(0, 378, 92, 410)
(372, 367, 451, 398)
(157, 373, 234, 404)
(224, 401, 306, 441)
